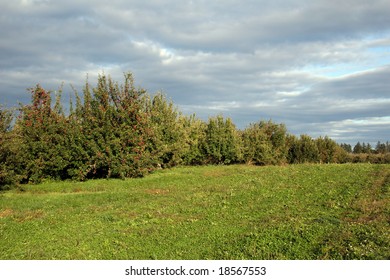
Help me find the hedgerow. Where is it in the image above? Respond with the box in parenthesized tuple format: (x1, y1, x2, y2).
(0, 72, 389, 189)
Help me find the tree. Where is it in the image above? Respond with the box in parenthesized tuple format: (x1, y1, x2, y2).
(202, 115, 241, 164)
(288, 134, 320, 164)
(363, 143, 372, 154)
(376, 141, 387, 154)
(353, 142, 363, 154)
(179, 114, 207, 165)
(242, 120, 287, 165)
(78, 73, 154, 179)
(0, 107, 19, 188)
(144, 93, 185, 168)
(316, 136, 338, 163)
(340, 143, 352, 153)
(4, 70, 390, 188)
(15, 85, 71, 182)
(0, 106, 13, 134)
(7, 73, 157, 183)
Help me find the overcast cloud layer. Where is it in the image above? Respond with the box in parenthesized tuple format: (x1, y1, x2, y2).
(1, 0, 390, 144)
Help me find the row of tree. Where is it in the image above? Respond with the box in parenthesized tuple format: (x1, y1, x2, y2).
(1, 73, 389, 188)
(340, 141, 390, 154)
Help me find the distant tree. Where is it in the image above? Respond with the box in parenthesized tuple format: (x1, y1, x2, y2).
(353, 142, 363, 154)
(376, 141, 387, 154)
(340, 143, 352, 153)
(364, 143, 373, 154)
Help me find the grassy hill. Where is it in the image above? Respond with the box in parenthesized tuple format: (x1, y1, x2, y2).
(0, 164, 389, 259)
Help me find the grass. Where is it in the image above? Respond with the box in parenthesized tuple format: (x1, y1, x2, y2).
(0, 164, 389, 260)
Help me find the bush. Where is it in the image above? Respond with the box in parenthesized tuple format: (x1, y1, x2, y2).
(202, 115, 241, 164)
(316, 136, 338, 163)
(242, 120, 287, 165)
(179, 114, 207, 165)
(288, 134, 320, 164)
(0, 107, 26, 188)
(74, 73, 154, 179)
(144, 93, 186, 168)
(1, 71, 389, 188)
(3, 73, 157, 185)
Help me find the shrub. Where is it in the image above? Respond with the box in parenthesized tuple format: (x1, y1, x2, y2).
(202, 115, 241, 164)
(179, 114, 207, 165)
(1, 71, 389, 188)
(288, 134, 320, 164)
(242, 120, 287, 165)
(76, 73, 154, 179)
(0, 124, 20, 188)
(144, 93, 186, 168)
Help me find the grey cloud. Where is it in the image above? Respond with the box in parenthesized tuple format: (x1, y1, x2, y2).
(0, 0, 389, 144)
(294, 117, 390, 144)
(123, 0, 390, 50)
(312, 66, 390, 99)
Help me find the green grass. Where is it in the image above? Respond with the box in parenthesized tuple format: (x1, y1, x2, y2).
(1, 164, 389, 260)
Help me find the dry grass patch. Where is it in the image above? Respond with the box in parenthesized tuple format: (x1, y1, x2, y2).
(0, 208, 14, 218)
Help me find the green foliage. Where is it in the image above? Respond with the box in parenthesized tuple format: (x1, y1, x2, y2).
(179, 114, 207, 165)
(375, 141, 390, 154)
(340, 143, 352, 153)
(0, 107, 21, 188)
(144, 93, 186, 168)
(74, 73, 153, 179)
(15, 85, 69, 183)
(288, 134, 320, 164)
(241, 120, 287, 165)
(202, 115, 241, 164)
(1, 71, 389, 189)
(1, 74, 155, 186)
(316, 136, 338, 163)
(0, 106, 13, 134)
(353, 142, 363, 154)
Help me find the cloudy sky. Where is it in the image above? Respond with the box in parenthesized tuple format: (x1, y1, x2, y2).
(1, 0, 389, 144)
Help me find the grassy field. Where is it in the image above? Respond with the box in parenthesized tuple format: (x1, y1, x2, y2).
(0, 164, 389, 260)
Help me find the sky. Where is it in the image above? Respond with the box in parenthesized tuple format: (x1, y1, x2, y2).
(1, 0, 390, 145)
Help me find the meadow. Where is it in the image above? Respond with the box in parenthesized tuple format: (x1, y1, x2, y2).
(0, 164, 389, 260)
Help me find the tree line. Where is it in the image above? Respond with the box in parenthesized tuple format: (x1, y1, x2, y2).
(340, 141, 390, 154)
(1, 73, 389, 188)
